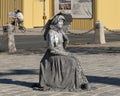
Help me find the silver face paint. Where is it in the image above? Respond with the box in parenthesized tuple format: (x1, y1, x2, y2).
(56, 19, 64, 29)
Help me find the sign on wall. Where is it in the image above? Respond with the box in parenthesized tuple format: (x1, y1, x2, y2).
(54, 0, 93, 18)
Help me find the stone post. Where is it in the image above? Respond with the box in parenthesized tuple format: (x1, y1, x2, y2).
(2, 23, 16, 53)
(8, 24, 16, 53)
(0, 24, 8, 51)
(94, 21, 106, 44)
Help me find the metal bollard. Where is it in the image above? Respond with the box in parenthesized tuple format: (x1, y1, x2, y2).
(94, 21, 106, 44)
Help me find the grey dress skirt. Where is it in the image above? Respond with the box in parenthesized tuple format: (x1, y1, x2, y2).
(33, 29, 90, 91)
(38, 50, 89, 91)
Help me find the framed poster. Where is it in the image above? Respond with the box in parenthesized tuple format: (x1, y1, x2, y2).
(54, 0, 93, 18)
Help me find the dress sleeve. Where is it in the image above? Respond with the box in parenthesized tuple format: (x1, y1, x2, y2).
(47, 30, 55, 49)
(62, 31, 69, 48)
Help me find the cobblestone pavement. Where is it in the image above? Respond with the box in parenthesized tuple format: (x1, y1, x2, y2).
(0, 53, 120, 96)
(0, 28, 120, 96)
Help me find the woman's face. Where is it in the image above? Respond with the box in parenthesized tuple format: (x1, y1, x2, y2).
(56, 19, 64, 29)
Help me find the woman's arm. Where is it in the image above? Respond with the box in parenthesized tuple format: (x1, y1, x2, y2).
(62, 31, 69, 48)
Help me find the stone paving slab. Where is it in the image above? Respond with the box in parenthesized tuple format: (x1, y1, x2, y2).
(0, 53, 120, 96)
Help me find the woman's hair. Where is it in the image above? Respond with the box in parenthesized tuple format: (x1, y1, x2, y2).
(43, 12, 72, 40)
(51, 15, 65, 25)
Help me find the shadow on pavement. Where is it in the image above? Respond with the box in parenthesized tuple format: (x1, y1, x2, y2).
(0, 69, 39, 76)
(0, 76, 119, 88)
(87, 76, 120, 86)
(0, 78, 33, 88)
(0, 69, 39, 88)
(0, 69, 120, 87)
(67, 47, 120, 54)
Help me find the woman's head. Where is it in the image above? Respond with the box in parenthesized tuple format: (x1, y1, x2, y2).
(51, 15, 65, 29)
(43, 12, 72, 40)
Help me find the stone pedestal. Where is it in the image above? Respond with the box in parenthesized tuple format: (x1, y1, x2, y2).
(94, 21, 106, 44)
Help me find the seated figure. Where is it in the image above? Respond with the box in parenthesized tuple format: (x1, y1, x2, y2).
(33, 12, 90, 91)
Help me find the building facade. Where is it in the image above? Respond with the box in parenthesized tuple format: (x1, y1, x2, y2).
(0, 0, 120, 30)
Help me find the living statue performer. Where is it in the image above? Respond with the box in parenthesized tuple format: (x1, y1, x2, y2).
(33, 12, 90, 91)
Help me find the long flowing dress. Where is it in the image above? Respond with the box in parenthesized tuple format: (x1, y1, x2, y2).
(37, 27, 90, 91)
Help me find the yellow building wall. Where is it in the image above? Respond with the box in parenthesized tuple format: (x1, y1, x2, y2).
(70, 0, 96, 30)
(49, 0, 54, 18)
(71, 18, 94, 30)
(0, 0, 23, 27)
(23, 0, 94, 29)
(33, 0, 44, 27)
(96, 0, 120, 30)
(53, 0, 95, 30)
(23, 0, 51, 28)
(0, 0, 94, 30)
(23, 0, 33, 28)
(71, 0, 96, 31)
(0, 0, 93, 30)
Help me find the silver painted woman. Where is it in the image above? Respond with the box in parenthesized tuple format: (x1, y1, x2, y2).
(33, 13, 90, 91)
